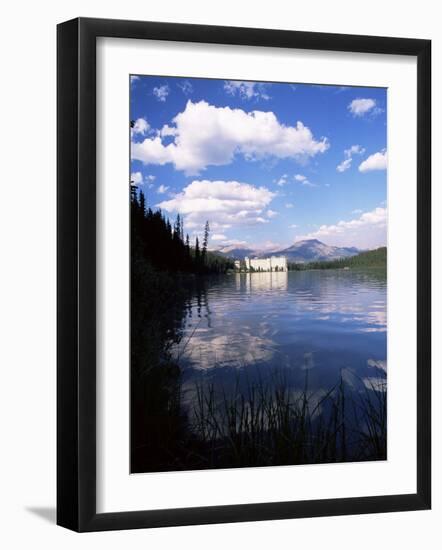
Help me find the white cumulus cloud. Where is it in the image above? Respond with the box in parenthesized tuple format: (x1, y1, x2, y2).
(131, 118, 150, 136)
(131, 100, 329, 175)
(337, 158, 352, 172)
(337, 144, 366, 172)
(224, 80, 270, 100)
(294, 174, 316, 187)
(153, 85, 170, 102)
(348, 98, 376, 117)
(157, 184, 169, 194)
(130, 172, 156, 187)
(177, 80, 193, 95)
(211, 233, 227, 241)
(130, 172, 143, 185)
(294, 206, 387, 249)
(157, 179, 275, 232)
(359, 150, 388, 172)
(276, 174, 288, 186)
(345, 144, 365, 157)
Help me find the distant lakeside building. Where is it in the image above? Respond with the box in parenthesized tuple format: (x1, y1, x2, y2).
(237, 256, 287, 272)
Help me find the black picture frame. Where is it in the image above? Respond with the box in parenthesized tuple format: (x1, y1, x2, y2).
(57, 17, 431, 532)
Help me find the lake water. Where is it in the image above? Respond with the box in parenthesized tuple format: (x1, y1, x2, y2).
(175, 269, 387, 417)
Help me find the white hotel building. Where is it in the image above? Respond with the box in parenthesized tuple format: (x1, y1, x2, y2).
(243, 256, 287, 272)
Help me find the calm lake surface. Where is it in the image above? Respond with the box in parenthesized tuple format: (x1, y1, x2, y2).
(175, 269, 387, 412)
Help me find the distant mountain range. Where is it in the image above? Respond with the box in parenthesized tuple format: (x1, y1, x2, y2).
(218, 239, 362, 263)
(216, 246, 257, 260)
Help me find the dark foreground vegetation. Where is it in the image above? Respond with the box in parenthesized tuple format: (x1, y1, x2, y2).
(187, 369, 385, 470)
(130, 187, 233, 471)
(288, 247, 387, 271)
(131, 187, 387, 472)
(133, 359, 387, 472)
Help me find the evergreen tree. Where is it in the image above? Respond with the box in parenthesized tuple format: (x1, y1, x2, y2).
(130, 184, 138, 203)
(130, 190, 232, 275)
(139, 190, 146, 217)
(202, 221, 210, 266)
(173, 214, 181, 240)
(195, 236, 200, 265)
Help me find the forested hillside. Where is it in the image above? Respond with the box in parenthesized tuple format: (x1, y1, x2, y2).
(131, 187, 233, 275)
(288, 247, 386, 271)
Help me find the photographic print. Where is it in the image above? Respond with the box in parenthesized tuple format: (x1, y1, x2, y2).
(130, 75, 387, 474)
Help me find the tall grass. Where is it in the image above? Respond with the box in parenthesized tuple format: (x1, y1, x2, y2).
(184, 369, 386, 470)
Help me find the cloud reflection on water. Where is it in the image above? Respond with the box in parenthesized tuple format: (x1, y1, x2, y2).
(175, 270, 387, 399)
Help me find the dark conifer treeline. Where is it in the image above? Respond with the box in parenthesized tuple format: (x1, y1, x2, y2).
(288, 247, 387, 271)
(131, 187, 233, 274)
(131, 185, 234, 472)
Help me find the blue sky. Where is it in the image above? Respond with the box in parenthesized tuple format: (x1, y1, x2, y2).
(130, 75, 387, 251)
